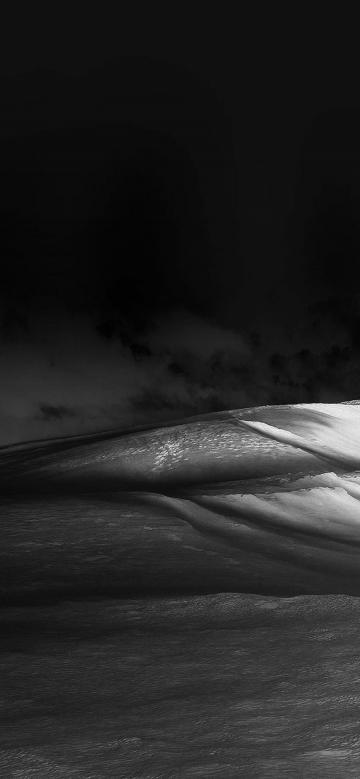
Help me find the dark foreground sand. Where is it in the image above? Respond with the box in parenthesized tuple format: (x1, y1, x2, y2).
(2, 593, 360, 777)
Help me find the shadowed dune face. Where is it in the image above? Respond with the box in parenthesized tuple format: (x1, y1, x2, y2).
(2, 401, 360, 601)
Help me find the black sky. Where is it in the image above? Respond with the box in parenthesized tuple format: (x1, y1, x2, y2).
(1, 7, 360, 443)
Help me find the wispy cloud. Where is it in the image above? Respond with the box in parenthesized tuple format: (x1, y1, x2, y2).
(0, 304, 358, 446)
(0, 309, 254, 444)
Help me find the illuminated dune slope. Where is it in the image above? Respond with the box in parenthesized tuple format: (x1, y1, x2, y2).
(2, 401, 360, 600)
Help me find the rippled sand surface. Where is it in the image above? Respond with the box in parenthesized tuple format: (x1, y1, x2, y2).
(2, 595, 360, 777)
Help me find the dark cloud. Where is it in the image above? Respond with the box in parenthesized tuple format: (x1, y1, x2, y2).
(38, 404, 77, 422)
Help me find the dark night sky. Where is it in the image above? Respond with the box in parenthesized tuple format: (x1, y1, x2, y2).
(1, 6, 360, 443)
